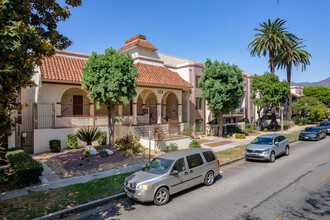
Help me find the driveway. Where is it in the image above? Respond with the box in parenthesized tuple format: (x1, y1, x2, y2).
(65, 138, 330, 220)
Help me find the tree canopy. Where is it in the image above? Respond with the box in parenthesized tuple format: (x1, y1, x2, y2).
(303, 86, 330, 107)
(82, 48, 139, 146)
(0, 0, 81, 145)
(251, 72, 290, 129)
(199, 59, 244, 136)
(292, 96, 321, 118)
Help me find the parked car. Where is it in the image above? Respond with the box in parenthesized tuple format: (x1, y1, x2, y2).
(299, 127, 326, 141)
(318, 121, 330, 135)
(123, 148, 220, 205)
(245, 134, 290, 163)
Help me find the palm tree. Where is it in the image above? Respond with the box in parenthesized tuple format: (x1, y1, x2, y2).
(275, 39, 311, 121)
(248, 18, 297, 74)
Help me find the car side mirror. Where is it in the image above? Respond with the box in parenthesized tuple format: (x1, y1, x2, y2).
(275, 142, 279, 145)
(170, 170, 179, 175)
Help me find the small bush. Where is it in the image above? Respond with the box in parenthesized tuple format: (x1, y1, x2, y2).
(98, 131, 107, 145)
(49, 139, 61, 152)
(283, 121, 291, 129)
(167, 143, 178, 152)
(116, 134, 135, 151)
(189, 140, 201, 148)
(76, 127, 102, 145)
(67, 134, 78, 149)
(7, 147, 21, 152)
(99, 149, 109, 158)
(133, 142, 145, 153)
(244, 128, 256, 133)
(264, 128, 268, 132)
(121, 149, 134, 157)
(298, 122, 303, 126)
(293, 117, 309, 125)
(182, 125, 194, 137)
(224, 125, 243, 135)
(235, 133, 246, 139)
(5, 149, 43, 185)
(84, 150, 90, 157)
(245, 123, 252, 129)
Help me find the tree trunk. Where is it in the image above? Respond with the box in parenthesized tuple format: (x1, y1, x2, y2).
(269, 50, 275, 74)
(107, 100, 115, 147)
(269, 107, 279, 129)
(218, 112, 223, 137)
(287, 62, 292, 121)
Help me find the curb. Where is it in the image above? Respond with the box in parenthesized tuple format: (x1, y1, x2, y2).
(219, 139, 299, 167)
(32, 192, 126, 220)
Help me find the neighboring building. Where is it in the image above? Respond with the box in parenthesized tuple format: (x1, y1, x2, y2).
(9, 35, 255, 153)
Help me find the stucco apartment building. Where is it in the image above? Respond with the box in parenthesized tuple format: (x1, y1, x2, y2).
(10, 35, 255, 153)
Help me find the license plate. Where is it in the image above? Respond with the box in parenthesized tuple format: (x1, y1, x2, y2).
(305, 137, 309, 139)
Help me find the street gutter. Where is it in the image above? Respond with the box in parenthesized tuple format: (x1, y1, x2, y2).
(33, 140, 299, 220)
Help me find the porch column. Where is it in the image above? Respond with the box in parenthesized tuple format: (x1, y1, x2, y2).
(89, 103, 95, 116)
(162, 104, 166, 118)
(157, 103, 162, 124)
(118, 105, 123, 116)
(178, 103, 182, 123)
(133, 97, 137, 125)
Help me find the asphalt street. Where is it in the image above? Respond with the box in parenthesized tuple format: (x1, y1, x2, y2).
(64, 138, 330, 220)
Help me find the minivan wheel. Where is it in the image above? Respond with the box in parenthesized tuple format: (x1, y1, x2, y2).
(153, 187, 170, 206)
(269, 152, 275, 163)
(204, 171, 215, 186)
(285, 146, 290, 156)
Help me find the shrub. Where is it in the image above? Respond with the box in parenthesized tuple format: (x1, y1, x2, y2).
(167, 143, 178, 152)
(5, 149, 43, 185)
(245, 123, 252, 129)
(182, 125, 194, 137)
(283, 121, 290, 129)
(98, 131, 107, 145)
(189, 140, 201, 148)
(76, 127, 102, 145)
(264, 128, 268, 132)
(84, 150, 90, 157)
(298, 123, 303, 126)
(133, 142, 145, 153)
(99, 149, 108, 158)
(235, 133, 246, 139)
(244, 128, 256, 133)
(224, 125, 243, 135)
(49, 139, 61, 152)
(121, 149, 134, 157)
(116, 134, 135, 151)
(67, 134, 78, 149)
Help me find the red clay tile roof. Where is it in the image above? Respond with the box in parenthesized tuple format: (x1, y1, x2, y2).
(135, 63, 192, 88)
(118, 35, 158, 53)
(40, 55, 86, 82)
(40, 53, 192, 88)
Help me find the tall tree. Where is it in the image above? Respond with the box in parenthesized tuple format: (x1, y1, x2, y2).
(275, 40, 311, 121)
(82, 48, 139, 146)
(0, 0, 82, 147)
(303, 86, 330, 107)
(199, 59, 244, 136)
(251, 73, 290, 130)
(292, 96, 321, 118)
(248, 18, 296, 74)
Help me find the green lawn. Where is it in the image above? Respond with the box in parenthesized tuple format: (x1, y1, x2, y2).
(284, 130, 301, 142)
(0, 172, 133, 220)
(216, 144, 248, 164)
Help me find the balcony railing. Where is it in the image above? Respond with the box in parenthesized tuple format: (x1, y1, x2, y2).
(224, 108, 244, 116)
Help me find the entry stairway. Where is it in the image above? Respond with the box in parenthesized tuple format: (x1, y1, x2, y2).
(132, 124, 169, 138)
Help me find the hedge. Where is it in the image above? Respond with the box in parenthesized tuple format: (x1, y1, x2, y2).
(5, 150, 43, 185)
(49, 139, 61, 152)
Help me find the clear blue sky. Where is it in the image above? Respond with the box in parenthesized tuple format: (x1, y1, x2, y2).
(58, 0, 330, 83)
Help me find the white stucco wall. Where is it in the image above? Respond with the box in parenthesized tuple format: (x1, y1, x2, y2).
(140, 136, 191, 152)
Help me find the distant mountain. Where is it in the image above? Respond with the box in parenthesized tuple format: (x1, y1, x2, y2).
(291, 77, 330, 87)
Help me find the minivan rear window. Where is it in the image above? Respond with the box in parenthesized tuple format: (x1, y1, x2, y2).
(202, 151, 216, 162)
(187, 153, 204, 169)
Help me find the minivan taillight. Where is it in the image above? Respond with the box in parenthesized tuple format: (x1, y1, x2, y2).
(217, 159, 220, 167)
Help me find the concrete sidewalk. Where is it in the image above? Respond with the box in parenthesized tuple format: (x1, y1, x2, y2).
(0, 161, 147, 201)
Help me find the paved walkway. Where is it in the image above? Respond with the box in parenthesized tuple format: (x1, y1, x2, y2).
(0, 161, 147, 201)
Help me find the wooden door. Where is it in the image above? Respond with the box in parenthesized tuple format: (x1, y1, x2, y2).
(73, 95, 83, 115)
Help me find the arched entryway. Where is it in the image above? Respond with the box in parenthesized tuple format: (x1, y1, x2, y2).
(136, 89, 157, 124)
(61, 88, 90, 116)
(162, 92, 178, 121)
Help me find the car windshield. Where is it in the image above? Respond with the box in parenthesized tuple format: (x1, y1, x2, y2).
(143, 158, 174, 174)
(304, 127, 318, 132)
(251, 137, 273, 145)
(319, 122, 329, 126)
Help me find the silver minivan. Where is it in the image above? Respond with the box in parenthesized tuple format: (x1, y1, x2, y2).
(123, 148, 220, 205)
